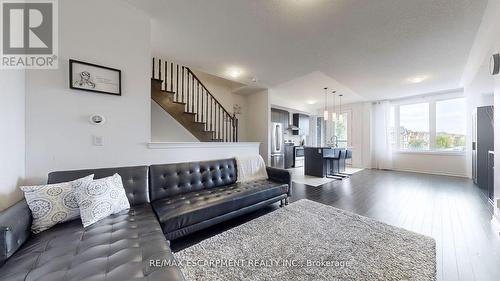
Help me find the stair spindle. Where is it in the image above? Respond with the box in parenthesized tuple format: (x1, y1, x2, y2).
(210, 96, 213, 131)
(197, 83, 200, 122)
(152, 58, 155, 79)
(219, 108, 222, 141)
(201, 87, 204, 126)
(234, 116, 237, 142)
(181, 67, 185, 104)
(158, 59, 162, 88)
(170, 62, 173, 92)
(187, 72, 190, 111)
(191, 77, 194, 113)
(167, 61, 170, 91)
(205, 89, 208, 130)
(176, 64, 179, 102)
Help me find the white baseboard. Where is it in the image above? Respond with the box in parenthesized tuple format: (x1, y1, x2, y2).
(492, 205, 500, 235)
(388, 168, 468, 178)
(148, 142, 260, 149)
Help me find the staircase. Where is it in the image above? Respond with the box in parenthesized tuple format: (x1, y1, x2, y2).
(151, 58, 238, 142)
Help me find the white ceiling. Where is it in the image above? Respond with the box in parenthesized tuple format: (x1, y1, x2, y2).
(126, 0, 487, 108)
(270, 71, 365, 113)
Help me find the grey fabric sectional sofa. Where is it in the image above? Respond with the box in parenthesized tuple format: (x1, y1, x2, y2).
(0, 158, 291, 281)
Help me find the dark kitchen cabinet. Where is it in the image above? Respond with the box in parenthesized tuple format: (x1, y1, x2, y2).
(284, 144, 294, 168)
(271, 108, 289, 130)
(293, 113, 309, 136)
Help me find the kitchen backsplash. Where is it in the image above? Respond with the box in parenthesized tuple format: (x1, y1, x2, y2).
(285, 134, 307, 146)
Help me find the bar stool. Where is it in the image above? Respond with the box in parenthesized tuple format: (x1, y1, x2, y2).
(325, 149, 345, 180)
(339, 149, 347, 173)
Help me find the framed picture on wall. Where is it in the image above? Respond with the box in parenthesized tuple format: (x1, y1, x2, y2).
(69, 59, 121, 96)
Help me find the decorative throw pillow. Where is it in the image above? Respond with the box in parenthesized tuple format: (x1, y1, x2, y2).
(20, 174, 94, 234)
(76, 173, 130, 227)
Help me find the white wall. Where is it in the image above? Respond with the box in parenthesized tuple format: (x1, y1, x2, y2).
(391, 153, 466, 177)
(461, 0, 500, 215)
(151, 101, 198, 142)
(24, 0, 259, 185)
(246, 90, 271, 164)
(464, 61, 494, 178)
(191, 71, 249, 141)
(494, 78, 500, 208)
(0, 70, 25, 210)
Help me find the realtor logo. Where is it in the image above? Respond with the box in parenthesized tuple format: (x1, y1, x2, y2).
(1, 0, 58, 69)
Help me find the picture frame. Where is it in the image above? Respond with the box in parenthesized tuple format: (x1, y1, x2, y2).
(69, 59, 121, 96)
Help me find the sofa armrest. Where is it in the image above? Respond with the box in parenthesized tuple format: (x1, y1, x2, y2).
(0, 199, 32, 266)
(266, 167, 292, 196)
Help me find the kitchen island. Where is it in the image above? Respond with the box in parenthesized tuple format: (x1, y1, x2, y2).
(304, 147, 352, 178)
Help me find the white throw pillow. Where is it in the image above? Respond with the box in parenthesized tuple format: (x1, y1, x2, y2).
(20, 174, 94, 234)
(235, 155, 269, 183)
(76, 173, 130, 227)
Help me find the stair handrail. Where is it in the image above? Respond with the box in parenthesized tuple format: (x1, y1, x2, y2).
(184, 67, 235, 121)
(151, 57, 239, 142)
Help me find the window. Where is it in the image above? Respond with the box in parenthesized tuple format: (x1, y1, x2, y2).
(317, 117, 324, 147)
(399, 103, 429, 150)
(436, 98, 466, 151)
(389, 106, 395, 148)
(335, 112, 349, 148)
(323, 111, 351, 148)
(393, 97, 466, 153)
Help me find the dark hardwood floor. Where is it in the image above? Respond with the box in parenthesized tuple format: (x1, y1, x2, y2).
(171, 169, 500, 281)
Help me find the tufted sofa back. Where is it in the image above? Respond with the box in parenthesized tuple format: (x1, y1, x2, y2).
(47, 166, 150, 205)
(149, 158, 237, 201)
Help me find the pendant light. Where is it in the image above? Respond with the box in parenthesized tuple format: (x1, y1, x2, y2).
(338, 94, 344, 122)
(331, 90, 337, 122)
(323, 87, 329, 121)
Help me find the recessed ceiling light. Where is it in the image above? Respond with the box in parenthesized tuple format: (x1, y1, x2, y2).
(306, 100, 317, 105)
(407, 75, 430, 84)
(227, 67, 243, 78)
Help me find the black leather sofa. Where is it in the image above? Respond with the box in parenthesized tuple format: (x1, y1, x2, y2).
(149, 158, 291, 239)
(0, 158, 291, 281)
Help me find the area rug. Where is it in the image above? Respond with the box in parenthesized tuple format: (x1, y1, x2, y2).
(289, 167, 364, 187)
(175, 199, 436, 281)
(292, 175, 335, 187)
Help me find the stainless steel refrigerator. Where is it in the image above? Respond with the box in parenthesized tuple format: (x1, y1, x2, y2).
(271, 122, 284, 168)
